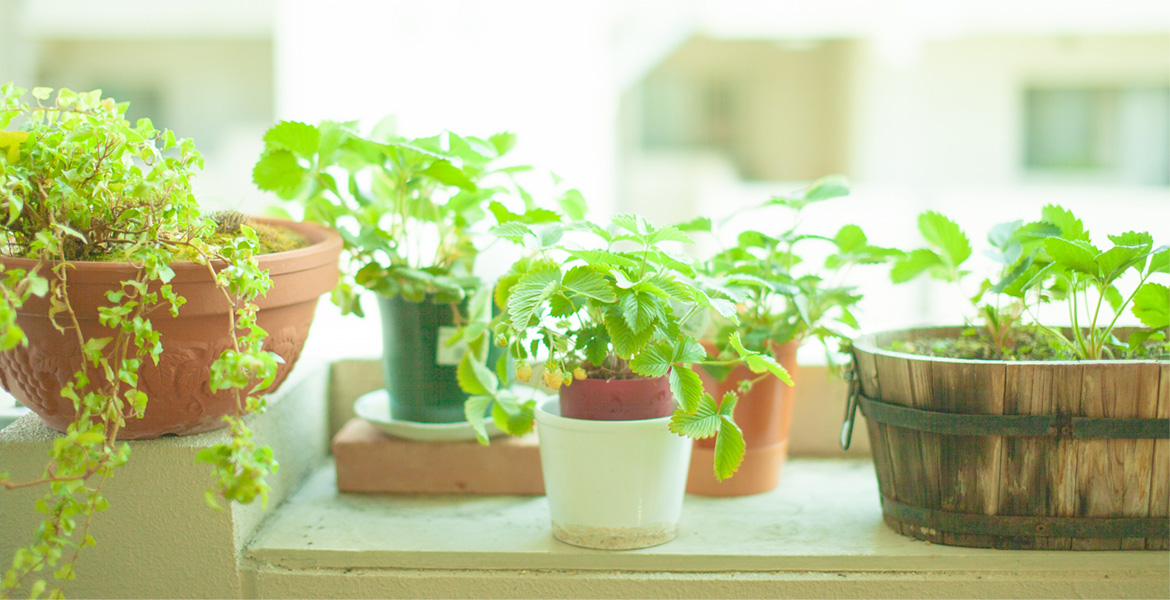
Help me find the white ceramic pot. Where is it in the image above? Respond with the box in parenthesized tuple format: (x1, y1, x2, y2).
(535, 397, 693, 550)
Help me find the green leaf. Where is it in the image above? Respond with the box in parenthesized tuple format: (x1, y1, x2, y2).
(648, 226, 695, 245)
(713, 393, 745, 481)
(802, 174, 850, 202)
(604, 307, 655, 358)
(263, 121, 320, 159)
(834, 225, 866, 253)
(669, 392, 719, 438)
(507, 263, 561, 329)
(491, 392, 535, 436)
(1044, 237, 1099, 276)
(1041, 204, 1089, 242)
(617, 290, 664, 332)
(988, 220, 1023, 250)
(1147, 246, 1169, 275)
(669, 366, 704, 413)
(728, 332, 793, 385)
(890, 249, 943, 283)
(1095, 244, 1148, 284)
(457, 352, 497, 395)
(492, 222, 536, 244)
(629, 340, 674, 377)
(557, 189, 587, 221)
(1133, 283, 1169, 329)
(539, 224, 564, 247)
(422, 160, 477, 191)
(918, 211, 971, 270)
(562, 266, 617, 303)
(674, 217, 711, 232)
(744, 353, 792, 385)
(252, 150, 306, 199)
(488, 131, 517, 155)
(464, 394, 493, 445)
(612, 213, 649, 236)
(672, 337, 707, 363)
(564, 249, 639, 270)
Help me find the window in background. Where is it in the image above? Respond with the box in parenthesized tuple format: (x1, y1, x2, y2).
(641, 74, 737, 154)
(1024, 86, 1170, 186)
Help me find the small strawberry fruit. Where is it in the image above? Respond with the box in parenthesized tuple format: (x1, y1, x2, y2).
(542, 366, 564, 390)
(515, 362, 533, 382)
(573, 367, 587, 381)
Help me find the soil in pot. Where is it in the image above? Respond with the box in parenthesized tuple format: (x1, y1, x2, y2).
(0, 219, 342, 439)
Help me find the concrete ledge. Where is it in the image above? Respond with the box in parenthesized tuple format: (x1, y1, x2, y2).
(244, 459, 1169, 598)
(246, 564, 1165, 600)
(0, 358, 331, 599)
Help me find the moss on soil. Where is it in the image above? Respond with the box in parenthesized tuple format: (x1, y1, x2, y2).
(169, 220, 310, 261)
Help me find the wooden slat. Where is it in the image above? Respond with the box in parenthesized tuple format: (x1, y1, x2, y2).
(1120, 364, 1162, 549)
(854, 348, 896, 507)
(1149, 363, 1170, 551)
(998, 363, 1056, 549)
(872, 352, 929, 540)
(907, 358, 941, 532)
(1042, 363, 1082, 551)
(1073, 363, 1142, 550)
(929, 359, 1005, 548)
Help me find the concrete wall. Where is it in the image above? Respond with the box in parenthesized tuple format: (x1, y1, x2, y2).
(0, 362, 329, 599)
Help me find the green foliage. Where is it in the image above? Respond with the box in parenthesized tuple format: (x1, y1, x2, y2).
(460, 214, 794, 481)
(891, 204, 1168, 359)
(702, 176, 902, 373)
(254, 120, 573, 312)
(0, 83, 278, 599)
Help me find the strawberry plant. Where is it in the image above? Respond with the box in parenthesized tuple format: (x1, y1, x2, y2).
(253, 120, 582, 313)
(457, 214, 792, 480)
(891, 205, 1168, 359)
(700, 175, 901, 374)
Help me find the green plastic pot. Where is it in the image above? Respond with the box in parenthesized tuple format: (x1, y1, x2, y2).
(378, 295, 472, 423)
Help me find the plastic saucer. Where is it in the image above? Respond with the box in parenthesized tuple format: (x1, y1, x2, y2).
(352, 389, 505, 442)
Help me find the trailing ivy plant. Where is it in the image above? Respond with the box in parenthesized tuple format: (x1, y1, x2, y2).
(456, 214, 792, 480)
(890, 205, 1168, 360)
(0, 84, 280, 599)
(699, 175, 902, 376)
(253, 120, 583, 312)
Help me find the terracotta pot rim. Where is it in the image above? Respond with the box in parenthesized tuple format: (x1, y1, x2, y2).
(852, 325, 1168, 366)
(0, 218, 341, 278)
(539, 397, 674, 428)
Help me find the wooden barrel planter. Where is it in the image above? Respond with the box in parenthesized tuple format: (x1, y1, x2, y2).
(843, 327, 1169, 550)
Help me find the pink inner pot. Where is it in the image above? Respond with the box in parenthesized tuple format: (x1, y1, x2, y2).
(558, 375, 674, 421)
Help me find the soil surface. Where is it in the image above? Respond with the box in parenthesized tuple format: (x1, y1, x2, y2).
(887, 327, 1169, 361)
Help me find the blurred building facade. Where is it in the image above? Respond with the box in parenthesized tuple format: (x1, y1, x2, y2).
(1, 0, 1167, 332)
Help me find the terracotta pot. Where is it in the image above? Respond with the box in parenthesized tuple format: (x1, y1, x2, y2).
(0, 219, 342, 439)
(686, 341, 799, 496)
(558, 375, 673, 420)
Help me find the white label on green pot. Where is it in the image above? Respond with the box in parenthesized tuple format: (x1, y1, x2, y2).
(435, 326, 468, 366)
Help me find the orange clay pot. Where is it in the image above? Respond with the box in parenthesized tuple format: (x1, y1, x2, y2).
(687, 341, 799, 496)
(0, 219, 341, 439)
